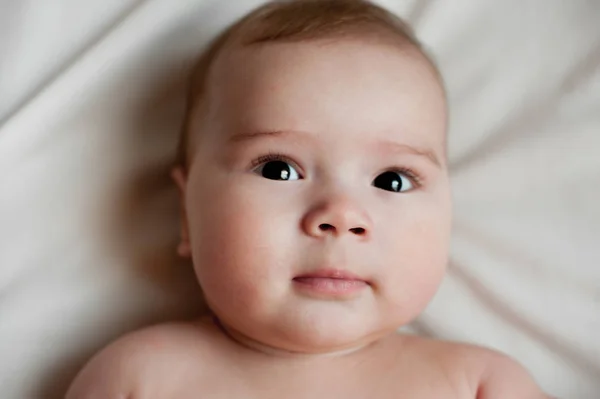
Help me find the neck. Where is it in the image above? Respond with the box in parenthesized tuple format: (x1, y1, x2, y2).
(212, 316, 376, 359)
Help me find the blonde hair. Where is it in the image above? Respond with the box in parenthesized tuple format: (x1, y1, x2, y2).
(177, 0, 439, 169)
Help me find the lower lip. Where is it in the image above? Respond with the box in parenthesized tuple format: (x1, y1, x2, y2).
(292, 277, 368, 298)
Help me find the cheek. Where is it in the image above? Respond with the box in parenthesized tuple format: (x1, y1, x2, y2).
(189, 185, 267, 270)
(184, 175, 297, 311)
(380, 195, 451, 317)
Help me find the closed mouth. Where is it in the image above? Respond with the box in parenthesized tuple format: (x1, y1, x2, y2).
(293, 268, 367, 283)
(292, 268, 369, 298)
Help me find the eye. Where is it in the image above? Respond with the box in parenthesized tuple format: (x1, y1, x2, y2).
(372, 171, 414, 193)
(254, 160, 301, 181)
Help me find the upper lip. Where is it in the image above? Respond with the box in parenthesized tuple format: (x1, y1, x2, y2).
(293, 268, 367, 282)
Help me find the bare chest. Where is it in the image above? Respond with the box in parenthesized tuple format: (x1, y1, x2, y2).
(140, 359, 473, 399)
(152, 380, 470, 399)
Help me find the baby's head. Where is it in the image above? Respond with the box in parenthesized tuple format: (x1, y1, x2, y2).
(172, 0, 451, 354)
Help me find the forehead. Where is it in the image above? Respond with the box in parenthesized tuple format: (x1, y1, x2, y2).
(205, 39, 446, 155)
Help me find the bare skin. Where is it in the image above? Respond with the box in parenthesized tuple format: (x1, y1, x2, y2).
(66, 318, 547, 398)
(67, 39, 549, 398)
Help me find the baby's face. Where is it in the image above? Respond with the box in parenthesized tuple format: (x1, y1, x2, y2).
(174, 39, 451, 353)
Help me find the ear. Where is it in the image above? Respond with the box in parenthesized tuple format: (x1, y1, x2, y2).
(171, 166, 192, 258)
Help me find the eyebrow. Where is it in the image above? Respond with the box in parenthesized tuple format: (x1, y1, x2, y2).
(229, 130, 442, 168)
(229, 130, 302, 143)
(377, 139, 443, 168)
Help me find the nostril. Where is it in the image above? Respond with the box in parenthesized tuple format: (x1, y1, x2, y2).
(319, 223, 335, 232)
(349, 227, 366, 235)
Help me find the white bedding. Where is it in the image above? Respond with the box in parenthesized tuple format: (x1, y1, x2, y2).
(1, 1, 599, 398)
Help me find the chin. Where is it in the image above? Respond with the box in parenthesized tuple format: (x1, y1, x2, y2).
(273, 311, 382, 354)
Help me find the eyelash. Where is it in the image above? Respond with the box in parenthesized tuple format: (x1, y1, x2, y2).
(390, 166, 422, 187)
(250, 153, 299, 170)
(250, 152, 423, 187)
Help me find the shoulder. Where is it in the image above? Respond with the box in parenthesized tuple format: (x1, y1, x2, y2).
(428, 339, 549, 399)
(393, 335, 549, 398)
(470, 346, 550, 399)
(66, 319, 218, 398)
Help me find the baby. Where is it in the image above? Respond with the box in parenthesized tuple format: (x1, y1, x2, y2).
(67, 1, 550, 398)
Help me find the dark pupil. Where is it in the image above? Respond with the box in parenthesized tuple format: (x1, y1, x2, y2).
(374, 171, 402, 192)
(262, 161, 292, 180)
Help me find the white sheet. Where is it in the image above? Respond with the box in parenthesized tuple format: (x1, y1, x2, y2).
(1, 1, 599, 398)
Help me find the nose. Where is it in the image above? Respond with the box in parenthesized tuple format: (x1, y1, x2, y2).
(301, 194, 372, 240)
